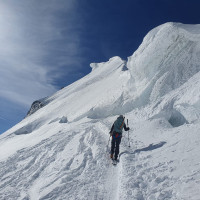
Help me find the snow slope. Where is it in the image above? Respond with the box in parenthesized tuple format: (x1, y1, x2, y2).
(1, 22, 200, 200)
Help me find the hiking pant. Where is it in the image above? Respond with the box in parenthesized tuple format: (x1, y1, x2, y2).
(111, 137, 121, 160)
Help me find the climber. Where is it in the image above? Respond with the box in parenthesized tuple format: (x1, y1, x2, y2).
(109, 115, 130, 161)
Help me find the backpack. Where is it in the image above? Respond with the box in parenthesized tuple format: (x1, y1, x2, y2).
(113, 115, 125, 134)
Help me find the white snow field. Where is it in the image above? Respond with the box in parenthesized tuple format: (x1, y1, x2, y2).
(1, 22, 200, 200)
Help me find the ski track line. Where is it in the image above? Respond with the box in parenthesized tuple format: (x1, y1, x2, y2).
(103, 157, 119, 200)
(96, 120, 123, 200)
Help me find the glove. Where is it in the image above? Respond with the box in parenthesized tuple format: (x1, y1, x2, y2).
(126, 127, 130, 131)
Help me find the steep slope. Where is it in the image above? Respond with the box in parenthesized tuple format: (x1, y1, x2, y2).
(1, 22, 200, 200)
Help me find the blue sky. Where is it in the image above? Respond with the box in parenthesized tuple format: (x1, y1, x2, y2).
(1, 0, 200, 134)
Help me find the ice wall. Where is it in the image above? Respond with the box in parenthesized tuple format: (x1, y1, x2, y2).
(127, 22, 200, 103)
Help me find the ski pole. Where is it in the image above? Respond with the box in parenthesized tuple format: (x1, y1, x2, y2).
(127, 119, 130, 147)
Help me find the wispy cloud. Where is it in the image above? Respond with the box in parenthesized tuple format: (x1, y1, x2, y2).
(0, 116, 6, 121)
(0, 0, 83, 107)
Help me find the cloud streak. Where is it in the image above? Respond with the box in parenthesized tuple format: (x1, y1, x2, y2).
(0, 0, 83, 107)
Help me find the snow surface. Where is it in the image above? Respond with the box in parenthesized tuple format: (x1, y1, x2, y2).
(1, 22, 200, 199)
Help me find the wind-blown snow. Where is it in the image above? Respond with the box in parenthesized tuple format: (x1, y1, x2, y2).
(1, 22, 200, 200)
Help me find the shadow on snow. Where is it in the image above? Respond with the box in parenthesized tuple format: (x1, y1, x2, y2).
(119, 141, 166, 157)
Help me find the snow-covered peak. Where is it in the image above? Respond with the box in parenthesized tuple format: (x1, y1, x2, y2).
(1, 23, 200, 199)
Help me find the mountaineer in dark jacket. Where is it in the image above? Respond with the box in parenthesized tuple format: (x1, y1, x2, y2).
(110, 115, 130, 160)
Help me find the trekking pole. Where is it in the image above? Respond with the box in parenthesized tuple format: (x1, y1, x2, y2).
(127, 119, 130, 147)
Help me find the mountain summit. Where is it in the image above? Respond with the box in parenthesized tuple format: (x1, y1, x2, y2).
(1, 22, 200, 200)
